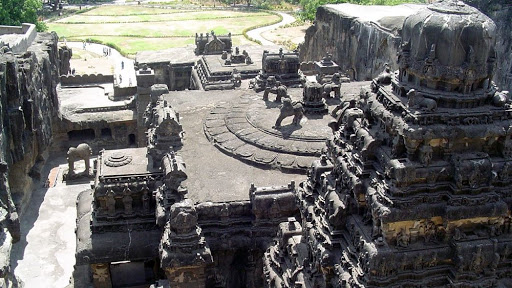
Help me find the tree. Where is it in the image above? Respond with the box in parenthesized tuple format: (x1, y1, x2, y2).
(0, 0, 46, 31)
(52, 0, 59, 12)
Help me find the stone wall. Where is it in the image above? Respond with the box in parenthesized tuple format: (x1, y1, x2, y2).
(300, 2, 512, 92)
(60, 73, 114, 85)
(0, 31, 61, 284)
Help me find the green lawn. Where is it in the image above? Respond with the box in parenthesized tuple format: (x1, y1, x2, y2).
(48, 6, 280, 55)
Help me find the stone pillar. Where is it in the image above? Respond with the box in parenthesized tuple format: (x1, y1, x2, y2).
(135, 66, 155, 147)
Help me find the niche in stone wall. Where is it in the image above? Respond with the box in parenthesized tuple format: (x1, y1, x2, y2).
(68, 129, 95, 141)
(101, 128, 112, 138)
(129, 134, 136, 146)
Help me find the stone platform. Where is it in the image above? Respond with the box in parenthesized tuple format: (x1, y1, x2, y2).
(204, 90, 336, 173)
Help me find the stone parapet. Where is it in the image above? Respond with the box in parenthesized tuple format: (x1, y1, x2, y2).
(0, 23, 37, 54)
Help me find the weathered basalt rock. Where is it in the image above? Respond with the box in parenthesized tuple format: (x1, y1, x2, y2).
(301, 2, 512, 92)
(0, 30, 61, 285)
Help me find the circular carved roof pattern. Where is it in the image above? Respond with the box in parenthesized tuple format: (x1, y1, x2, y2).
(104, 152, 133, 167)
(204, 92, 336, 173)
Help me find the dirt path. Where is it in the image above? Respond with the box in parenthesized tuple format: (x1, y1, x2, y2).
(246, 12, 297, 46)
(66, 41, 137, 87)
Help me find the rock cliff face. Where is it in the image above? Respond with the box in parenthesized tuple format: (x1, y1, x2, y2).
(300, 4, 421, 81)
(1, 32, 61, 207)
(300, 2, 512, 92)
(0, 31, 61, 283)
(464, 0, 512, 92)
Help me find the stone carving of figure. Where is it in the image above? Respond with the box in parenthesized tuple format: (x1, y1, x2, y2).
(492, 90, 510, 107)
(263, 77, 275, 98)
(231, 68, 241, 87)
(453, 227, 466, 241)
(106, 189, 116, 216)
(471, 246, 483, 273)
(424, 220, 436, 243)
(220, 203, 229, 219)
(142, 189, 150, 212)
(491, 252, 500, 271)
(396, 228, 409, 248)
(273, 98, 304, 129)
(123, 187, 133, 214)
(419, 144, 433, 166)
(414, 254, 423, 270)
(407, 89, 437, 112)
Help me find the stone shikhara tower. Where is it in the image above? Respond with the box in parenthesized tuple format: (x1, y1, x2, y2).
(264, 1, 512, 287)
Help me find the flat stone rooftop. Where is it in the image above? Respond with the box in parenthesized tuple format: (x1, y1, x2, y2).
(99, 148, 159, 177)
(58, 85, 135, 123)
(166, 87, 299, 203)
(136, 46, 199, 65)
(165, 80, 370, 203)
(325, 3, 425, 32)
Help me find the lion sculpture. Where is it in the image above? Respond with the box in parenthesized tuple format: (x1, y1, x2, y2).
(273, 98, 304, 129)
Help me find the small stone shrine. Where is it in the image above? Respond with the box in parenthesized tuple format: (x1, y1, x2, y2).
(315, 53, 339, 83)
(302, 81, 328, 114)
(253, 48, 304, 91)
(191, 37, 260, 90)
(194, 31, 232, 55)
(264, 1, 512, 287)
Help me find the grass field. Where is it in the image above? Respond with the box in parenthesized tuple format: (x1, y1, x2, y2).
(48, 6, 281, 55)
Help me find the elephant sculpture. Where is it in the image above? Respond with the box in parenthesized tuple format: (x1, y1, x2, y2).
(67, 143, 92, 175)
(273, 98, 304, 129)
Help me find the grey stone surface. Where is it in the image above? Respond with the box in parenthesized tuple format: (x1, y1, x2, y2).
(164, 89, 300, 202)
(10, 158, 90, 288)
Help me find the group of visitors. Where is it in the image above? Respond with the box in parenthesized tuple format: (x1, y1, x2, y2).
(103, 47, 112, 57)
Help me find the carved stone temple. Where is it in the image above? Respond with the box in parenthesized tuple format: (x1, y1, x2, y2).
(3, 0, 512, 287)
(264, 1, 512, 287)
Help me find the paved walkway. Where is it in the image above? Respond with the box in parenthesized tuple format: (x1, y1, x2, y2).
(65, 41, 137, 88)
(246, 12, 296, 46)
(10, 158, 92, 288)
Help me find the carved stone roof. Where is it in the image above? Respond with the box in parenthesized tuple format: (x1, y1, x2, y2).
(401, 0, 496, 83)
(98, 147, 159, 177)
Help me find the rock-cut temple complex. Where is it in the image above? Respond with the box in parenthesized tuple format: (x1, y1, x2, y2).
(1, 0, 512, 287)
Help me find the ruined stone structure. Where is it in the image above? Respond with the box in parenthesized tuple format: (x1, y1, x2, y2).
(265, 1, 512, 287)
(135, 48, 199, 91)
(191, 38, 261, 91)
